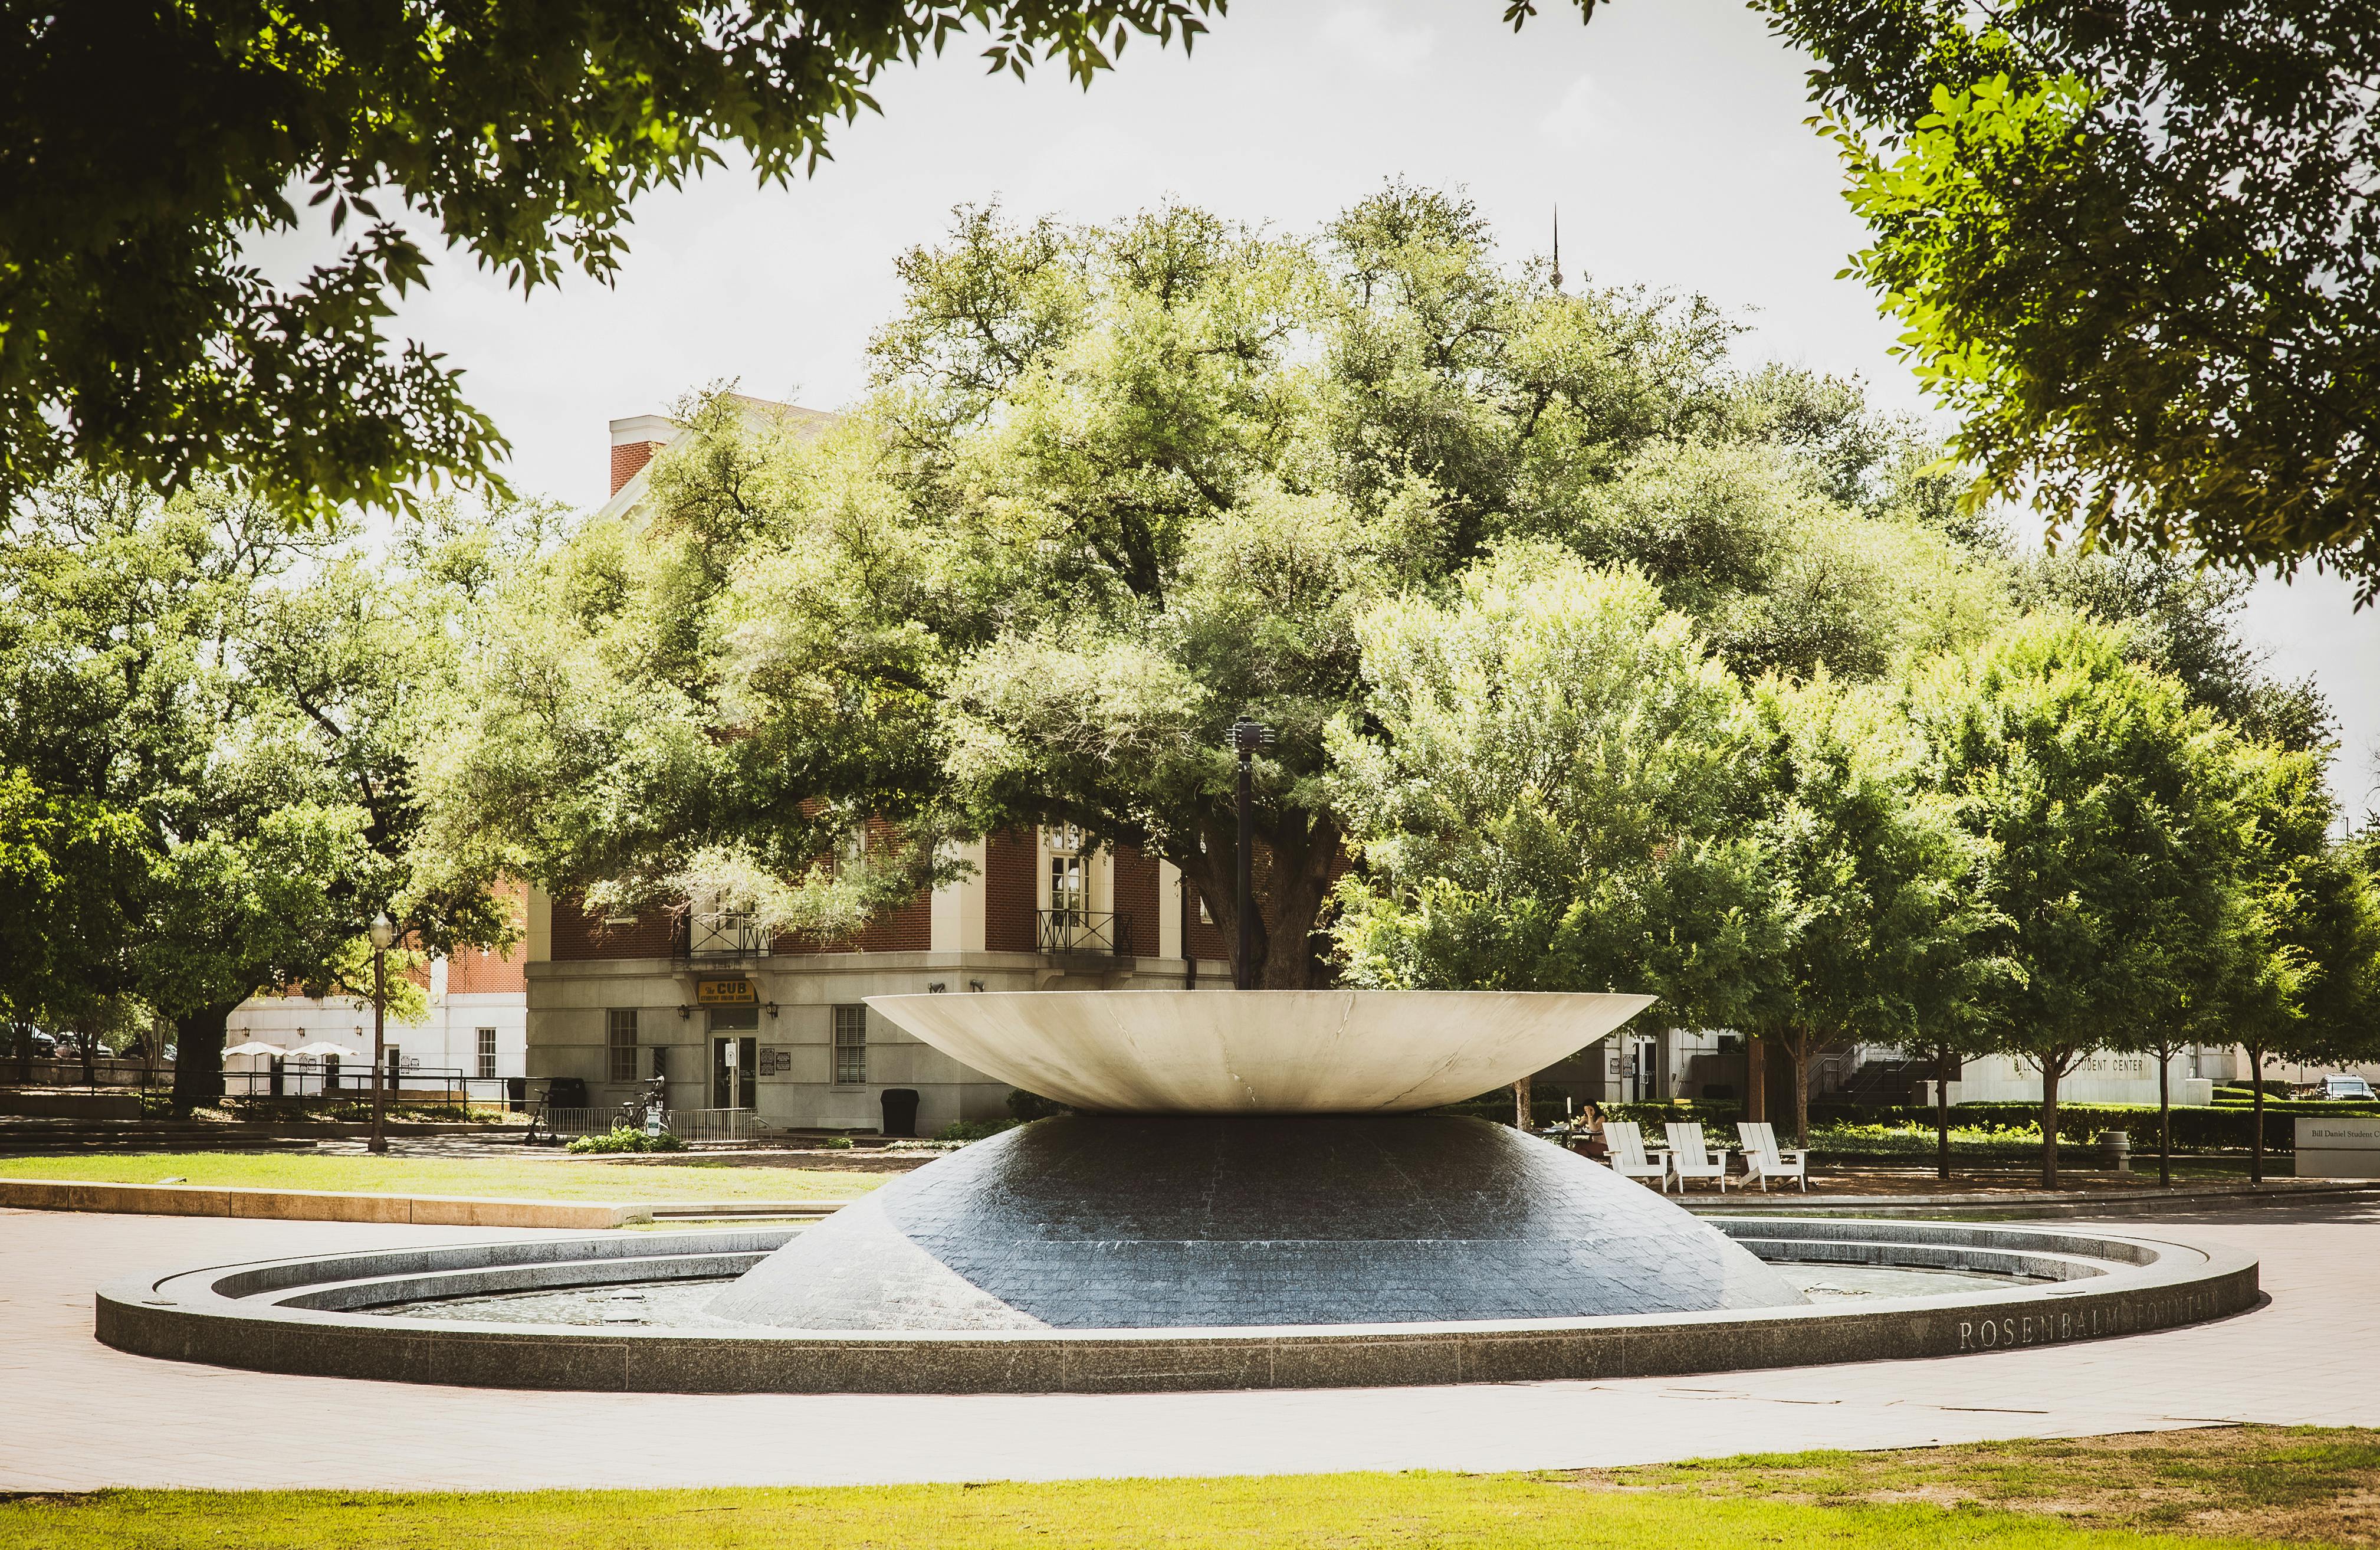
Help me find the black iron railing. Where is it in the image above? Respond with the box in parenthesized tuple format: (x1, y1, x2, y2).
(675, 910, 772, 963)
(1038, 909, 1132, 956)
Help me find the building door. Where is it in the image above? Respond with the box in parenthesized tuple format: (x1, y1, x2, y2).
(712, 1037, 757, 1109)
(1051, 855, 1086, 925)
(709, 1005, 758, 1109)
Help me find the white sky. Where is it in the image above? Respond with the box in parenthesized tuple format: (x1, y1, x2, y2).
(364, 0, 2380, 808)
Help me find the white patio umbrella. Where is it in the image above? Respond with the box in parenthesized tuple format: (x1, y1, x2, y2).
(221, 1041, 284, 1059)
(287, 1042, 353, 1059)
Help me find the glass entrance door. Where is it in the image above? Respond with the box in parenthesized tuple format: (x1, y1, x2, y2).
(712, 1036, 756, 1109)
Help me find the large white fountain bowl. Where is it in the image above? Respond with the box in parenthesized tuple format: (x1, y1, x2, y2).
(862, 989, 1657, 1114)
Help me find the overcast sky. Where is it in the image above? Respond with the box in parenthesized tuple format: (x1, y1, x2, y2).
(367, 0, 2379, 808)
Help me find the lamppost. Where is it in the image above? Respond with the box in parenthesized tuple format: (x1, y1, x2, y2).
(1227, 716, 1274, 991)
(367, 912, 393, 1156)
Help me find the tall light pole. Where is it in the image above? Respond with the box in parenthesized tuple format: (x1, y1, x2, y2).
(367, 912, 394, 1156)
(1227, 716, 1274, 990)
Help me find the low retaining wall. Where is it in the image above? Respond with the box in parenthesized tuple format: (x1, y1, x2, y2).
(96, 1218, 2258, 1395)
(1, 1178, 648, 1229)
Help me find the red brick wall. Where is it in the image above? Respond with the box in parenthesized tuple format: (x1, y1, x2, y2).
(1186, 876, 1230, 962)
(447, 942, 526, 992)
(1112, 843, 1160, 958)
(447, 881, 527, 992)
(551, 897, 675, 961)
(859, 889, 932, 951)
(984, 828, 1038, 953)
(609, 440, 663, 494)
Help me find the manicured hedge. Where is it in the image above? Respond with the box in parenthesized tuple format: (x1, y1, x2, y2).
(1449, 1089, 2369, 1151)
(1815, 1100, 2325, 1151)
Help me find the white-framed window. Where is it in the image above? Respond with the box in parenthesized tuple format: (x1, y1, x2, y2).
(833, 1004, 868, 1086)
(606, 1008, 639, 1082)
(476, 1027, 498, 1080)
(1050, 854, 1088, 917)
(1047, 825, 1088, 920)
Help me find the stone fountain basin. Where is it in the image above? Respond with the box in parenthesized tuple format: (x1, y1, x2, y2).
(861, 989, 1657, 1114)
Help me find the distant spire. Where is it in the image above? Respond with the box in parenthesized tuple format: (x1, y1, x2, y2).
(1551, 205, 1564, 294)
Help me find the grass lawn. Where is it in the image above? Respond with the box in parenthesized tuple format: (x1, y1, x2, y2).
(0, 1152, 887, 1202)
(5, 1428, 2372, 1549)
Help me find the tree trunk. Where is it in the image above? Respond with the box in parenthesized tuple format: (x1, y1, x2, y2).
(1513, 1075, 1532, 1130)
(77, 1015, 96, 1087)
(170, 1002, 238, 1116)
(2249, 1044, 2267, 1186)
(2158, 1041, 2173, 1188)
(1936, 1040, 1953, 1184)
(1745, 1033, 1764, 1125)
(2041, 1056, 2063, 1191)
(1788, 1034, 1813, 1150)
(1181, 814, 1341, 991)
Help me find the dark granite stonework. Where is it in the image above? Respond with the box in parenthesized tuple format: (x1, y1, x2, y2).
(96, 1217, 2261, 1392)
(706, 1115, 1808, 1330)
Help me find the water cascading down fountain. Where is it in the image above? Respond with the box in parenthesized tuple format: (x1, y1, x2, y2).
(707, 990, 1811, 1331)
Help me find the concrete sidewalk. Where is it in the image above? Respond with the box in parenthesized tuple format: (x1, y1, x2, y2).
(3, 1199, 2374, 1492)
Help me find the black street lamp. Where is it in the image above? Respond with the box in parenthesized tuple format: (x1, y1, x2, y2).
(367, 912, 394, 1156)
(1227, 716, 1274, 990)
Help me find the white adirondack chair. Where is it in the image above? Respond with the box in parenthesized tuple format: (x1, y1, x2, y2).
(1663, 1121, 1731, 1192)
(1736, 1120, 1810, 1192)
(1601, 1120, 1667, 1187)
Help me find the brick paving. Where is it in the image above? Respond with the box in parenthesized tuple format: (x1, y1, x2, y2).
(2, 1198, 2375, 1492)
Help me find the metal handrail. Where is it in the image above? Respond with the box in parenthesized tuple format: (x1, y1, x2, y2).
(1037, 909, 1132, 956)
(677, 909, 773, 962)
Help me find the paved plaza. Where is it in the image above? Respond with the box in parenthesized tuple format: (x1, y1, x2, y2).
(3, 1198, 2375, 1492)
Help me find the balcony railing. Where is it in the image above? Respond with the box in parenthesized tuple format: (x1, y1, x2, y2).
(1038, 908, 1132, 957)
(676, 910, 772, 963)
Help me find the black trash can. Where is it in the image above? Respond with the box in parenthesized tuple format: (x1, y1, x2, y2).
(506, 1076, 527, 1109)
(880, 1087, 921, 1139)
(545, 1076, 589, 1109)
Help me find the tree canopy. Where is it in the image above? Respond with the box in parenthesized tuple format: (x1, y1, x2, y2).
(424, 188, 1995, 985)
(1908, 614, 2259, 1184)
(0, 2, 1220, 523)
(0, 475, 514, 1106)
(1746, 0, 2380, 597)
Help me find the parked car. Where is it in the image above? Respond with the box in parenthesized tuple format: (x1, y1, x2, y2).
(2319, 1075, 2376, 1102)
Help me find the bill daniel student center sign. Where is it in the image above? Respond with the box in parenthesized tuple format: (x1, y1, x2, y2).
(2296, 1118, 2380, 1179)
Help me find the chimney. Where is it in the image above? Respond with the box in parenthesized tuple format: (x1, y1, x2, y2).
(608, 414, 675, 495)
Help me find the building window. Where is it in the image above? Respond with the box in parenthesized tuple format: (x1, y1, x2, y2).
(833, 1004, 868, 1086)
(606, 1008, 638, 1082)
(1048, 824, 1088, 925)
(1050, 854, 1087, 919)
(476, 1027, 498, 1080)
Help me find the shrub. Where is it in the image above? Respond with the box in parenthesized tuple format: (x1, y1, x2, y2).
(819, 1135, 855, 1150)
(1006, 1089, 1068, 1122)
(1804, 1100, 2299, 1152)
(222, 1096, 497, 1125)
(937, 1119, 1016, 1143)
(565, 1126, 685, 1154)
